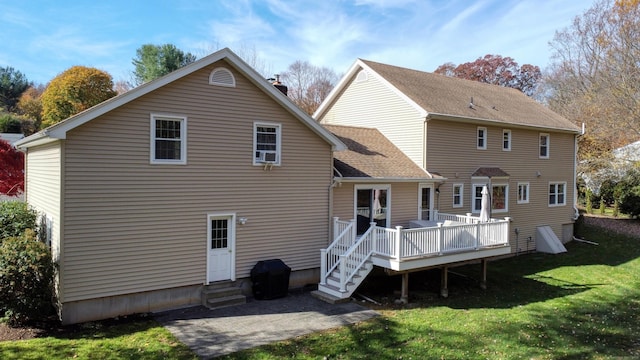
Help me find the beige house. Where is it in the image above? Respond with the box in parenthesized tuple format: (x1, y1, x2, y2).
(15, 48, 345, 324)
(313, 59, 581, 301)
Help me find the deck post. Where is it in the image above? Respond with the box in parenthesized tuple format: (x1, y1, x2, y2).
(395, 226, 403, 260)
(350, 218, 357, 246)
(400, 272, 409, 304)
(320, 249, 327, 285)
(339, 255, 347, 292)
(433, 209, 439, 221)
(440, 265, 449, 298)
(480, 258, 487, 290)
(475, 222, 480, 249)
(437, 223, 444, 255)
(370, 221, 377, 254)
(466, 213, 473, 224)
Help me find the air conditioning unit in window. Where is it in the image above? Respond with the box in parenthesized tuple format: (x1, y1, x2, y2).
(256, 151, 277, 163)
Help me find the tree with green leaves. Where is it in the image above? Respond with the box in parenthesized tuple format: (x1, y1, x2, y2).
(0, 67, 31, 112)
(132, 44, 197, 85)
(40, 66, 117, 128)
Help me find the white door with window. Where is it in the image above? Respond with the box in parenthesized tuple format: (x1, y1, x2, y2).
(207, 214, 235, 283)
(419, 184, 434, 221)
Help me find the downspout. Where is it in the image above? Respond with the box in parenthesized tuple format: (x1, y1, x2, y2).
(572, 124, 585, 221)
(328, 165, 343, 243)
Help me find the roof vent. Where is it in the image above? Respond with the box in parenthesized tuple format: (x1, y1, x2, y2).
(356, 70, 368, 83)
(209, 67, 236, 87)
(469, 97, 475, 109)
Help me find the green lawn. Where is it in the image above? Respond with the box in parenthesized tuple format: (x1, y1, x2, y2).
(1, 221, 638, 359)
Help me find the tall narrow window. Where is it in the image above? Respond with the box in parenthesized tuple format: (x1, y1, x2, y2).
(517, 182, 530, 204)
(503, 129, 511, 151)
(477, 127, 487, 150)
(150, 114, 187, 164)
(539, 133, 550, 159)
(453, 184, 463, 208)
(253, 122, 281, 165)
(472, 184, 484, 212)
(549, 182, 566, 206)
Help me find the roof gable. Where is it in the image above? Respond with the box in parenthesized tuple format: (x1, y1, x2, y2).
(16, 48, 345, 151)
(325, 124, 442, 181)
(316, 59, 580, 134)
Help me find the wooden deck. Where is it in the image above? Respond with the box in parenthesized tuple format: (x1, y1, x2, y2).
(318, 213, 512, 300)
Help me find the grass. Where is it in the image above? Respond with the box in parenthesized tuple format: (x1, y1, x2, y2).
(219, 221, 640, 359)
(0, 221, 638, 359)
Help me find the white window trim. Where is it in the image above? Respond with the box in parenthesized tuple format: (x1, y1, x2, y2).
(150, 114, 187, 165)
(539, 133, 550, 159)
(452, 183, 464, 208)
(517, 182, 530, 204)
(354, 184, 392, 225)
(471, 183, 485, 213)
(472, 182, 509, 213)
(502, 129, 511, 151)
(549, 181, 567, 207)
(477, 127, 487, 150)
(491, 183, 509, 213)
(253, 122, 282, 166)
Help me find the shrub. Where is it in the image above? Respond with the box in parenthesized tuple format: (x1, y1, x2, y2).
(0, 201, 37, 240)
(616, 168, 640, 218)
(599, 198, 606, 215)
(585, 188, 593, 213)
(0, 229, 55, 325)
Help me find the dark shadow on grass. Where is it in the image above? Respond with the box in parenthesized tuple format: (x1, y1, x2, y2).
(356, 222, 640, 310)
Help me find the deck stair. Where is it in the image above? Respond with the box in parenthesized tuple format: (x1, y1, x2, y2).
(317, 259, 373, 299)
(201, 281, 246, 309)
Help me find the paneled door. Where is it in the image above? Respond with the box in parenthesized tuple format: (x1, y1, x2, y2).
(207, 214, 235, 283)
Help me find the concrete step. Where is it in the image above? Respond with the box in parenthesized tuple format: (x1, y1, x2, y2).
(310, 289, 352, 304)
(202, 286, 243, 299)
(204, 294, 247, 310)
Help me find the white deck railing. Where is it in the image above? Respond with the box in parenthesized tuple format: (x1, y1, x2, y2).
(320, 213, 511, 291)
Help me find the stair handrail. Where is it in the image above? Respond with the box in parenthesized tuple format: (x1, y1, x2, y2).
(338, 222, 376, 292)
(320, 218, 356, 285)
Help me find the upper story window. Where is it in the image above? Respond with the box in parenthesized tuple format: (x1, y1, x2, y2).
(539, 133, 550, 159)
(477, 127, 487, 150)
(503, 129, 511, 151)
(517, 182, 530, 204)
(150, 114, 187, 164)
(549, 182, 566, 206)
(453, 184, 463, 208)
(254, 122, 281, 165)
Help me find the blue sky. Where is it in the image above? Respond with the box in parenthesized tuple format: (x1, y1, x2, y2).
(1, 0, 591, 85)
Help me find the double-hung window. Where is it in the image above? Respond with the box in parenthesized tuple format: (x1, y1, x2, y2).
(549, 182, 566, 206)
(254, 122, 281, 165)
(477, 127, 487, 150)
(517, 182, 530, 204)
(150, 114, 187, 164)
(503, 129, 511, 151)
(472, 183, 508, 213)
(539, 133, 550, 159)
(453, 184, 463, 208)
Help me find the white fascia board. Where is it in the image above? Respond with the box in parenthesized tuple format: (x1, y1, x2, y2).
(427, 112, 581, 134)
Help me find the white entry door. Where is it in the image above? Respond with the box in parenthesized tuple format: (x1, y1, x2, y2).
(419, 184, 434, 221)
(207, 214, 235, 283)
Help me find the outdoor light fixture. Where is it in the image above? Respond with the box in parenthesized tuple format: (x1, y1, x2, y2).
(238, 217, 248, 225)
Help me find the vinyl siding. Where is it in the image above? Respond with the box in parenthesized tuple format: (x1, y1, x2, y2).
(25, 142, 62, 262)
(60, 60, 333, 302)
(426, 119, 576, 252)
(319, 68, 425, 166)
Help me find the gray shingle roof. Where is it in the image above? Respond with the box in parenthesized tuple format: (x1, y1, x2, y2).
(360, 59, 581, 133)
(326, 125, 441, 180)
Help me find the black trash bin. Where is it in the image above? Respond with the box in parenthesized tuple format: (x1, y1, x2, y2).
(251, 259, 291, 300)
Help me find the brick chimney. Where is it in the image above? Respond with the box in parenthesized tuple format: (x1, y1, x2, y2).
(270, 74, 288, 96)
